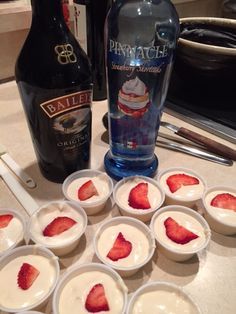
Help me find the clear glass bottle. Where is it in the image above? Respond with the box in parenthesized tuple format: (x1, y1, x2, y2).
(104, 0, 180, 180)
(15, 0, 92, 183)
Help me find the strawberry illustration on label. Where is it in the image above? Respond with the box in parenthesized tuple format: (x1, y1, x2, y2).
(164, 217, 199, 244)
(128, 182, 151, 209)
(107, 232, 132, 261)
(17, 263, 40, 290)
(0, 214, 13, 228)
(210, 193, 236, 211)
(166, 173, 199, 193)
(43, 216, 77, 237)
(78, 179, 99, 201)
(85, 283, 110, 312)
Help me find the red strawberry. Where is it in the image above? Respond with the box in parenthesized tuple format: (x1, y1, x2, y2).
(17, 263, 40, 290)
(78, 179, 99, 201)
(166, 173, 199, 193)
(107, 232, 132, 261)
(43, 216, 77, 237)
(210, 193, 236, 211)
(0, 214, 13, 228)
(85, 283, 110, 313)
(128, 182, 151, 209)
(164, 217, 199, 245)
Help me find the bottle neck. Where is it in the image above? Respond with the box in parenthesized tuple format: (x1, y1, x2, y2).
(31, 0, 64, 23)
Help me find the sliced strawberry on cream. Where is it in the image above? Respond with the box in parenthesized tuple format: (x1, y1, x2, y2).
(17, 262, 40, 290)
(164, 217, 199, 245)
(85, 283, 110, 313)
(78, 179, 99, 201)
(0, 214, 13, 228)
(128, 182, 151, 209)
(166, 173, 199, 193)
(107, 232, 132, 261)
(210, 193, 236, 211)
(43, 216, 77, 237)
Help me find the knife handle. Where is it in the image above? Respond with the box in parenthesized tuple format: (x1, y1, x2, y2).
(177, 127, 236, 161)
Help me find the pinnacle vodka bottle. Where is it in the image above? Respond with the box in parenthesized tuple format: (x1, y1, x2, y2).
(104, 0, 179, 180)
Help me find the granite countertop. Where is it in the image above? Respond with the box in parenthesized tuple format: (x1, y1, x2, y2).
(0, 80, 235, 314)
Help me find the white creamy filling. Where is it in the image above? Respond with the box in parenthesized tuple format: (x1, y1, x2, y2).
(66, 175, 110, 204)
(160, 171, 205, 201)
(29, 203, 84, 246)
(97, 223, 150, 267)
(154, 211, 206, 252)
(58, 271, 124, 314)
(116, 178, 162, 211)
(132, 290, 198, 314)
(205, 190, 236, 225)
(0, 217, 24, 253)
(0, 255, 56, 309)
(122, 77, 146, 96)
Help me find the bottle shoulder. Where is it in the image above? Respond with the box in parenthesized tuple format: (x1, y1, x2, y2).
(15, 25, 92, 88)
(109, 0, 179, 25)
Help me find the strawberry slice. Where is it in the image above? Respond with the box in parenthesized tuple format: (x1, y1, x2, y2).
(107, 232, 132, 261)
(0, 214, 13, 228)
(85, 283, 110, 313)
(128, 182, 151, 209)
(210, 193, 236, 211)
(78, 179, 99, 201)
(17, 263, 40, 290)
(164, 217, 199, 245)
(43, 216, 77, 237)
(166, 173, 199, 193)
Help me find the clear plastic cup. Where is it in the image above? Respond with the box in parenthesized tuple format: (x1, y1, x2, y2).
(127, 281, 202, 314)
(93, 216, 155, 277)
(202, 185, 236, 235)
(0, 245, 60, 313)
(27, 201, 87, 256)
(150, 205, 211, 262)
(113, 175, 165, 222)
(0, 208, 27, 257)
(62, 169, 113, 215)
(157, 167, 207, 208)
(52, 262, 128, 314)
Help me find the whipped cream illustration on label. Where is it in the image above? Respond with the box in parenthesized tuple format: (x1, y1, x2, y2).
(118, 77, 150, 118)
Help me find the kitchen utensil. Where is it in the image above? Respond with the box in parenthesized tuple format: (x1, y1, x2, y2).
(0, 144, 36, 188)
(0, 162, 39, 215)
(157, 140, 233, 166)
(160, 121, 236, 160)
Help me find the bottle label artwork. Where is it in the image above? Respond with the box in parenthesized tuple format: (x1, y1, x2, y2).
(40, 90, 92, 118)
(107, 38, 174, 158)
(54, 44, 78, 64)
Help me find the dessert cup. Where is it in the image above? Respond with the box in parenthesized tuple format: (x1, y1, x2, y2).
(157, 167, 206, 208)
(127, 281, 201, 314)
(93, 216, 155, 277)
(16, 312, 44, 314)
(52, 262, 128, 314)
(202, 186, 236, 235)
(28, 201, 87, 256)
(62, 169, 113, 215)
(113, 175, 165, 222)
(0, 208, 27, 257)
(0, 245, 60, 313)
(150, 205, 211, 262)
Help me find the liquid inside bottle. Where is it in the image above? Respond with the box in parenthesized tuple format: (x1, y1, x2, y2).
(15, 0, 92, 183)
(104, 0, 179, 180)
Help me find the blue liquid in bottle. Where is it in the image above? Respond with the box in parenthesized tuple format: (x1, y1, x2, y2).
(104, 0, 179, 181)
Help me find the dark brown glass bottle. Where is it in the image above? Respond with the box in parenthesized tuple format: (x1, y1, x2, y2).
(73, 0, 112, 100)
(15, 0, 92, 183)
